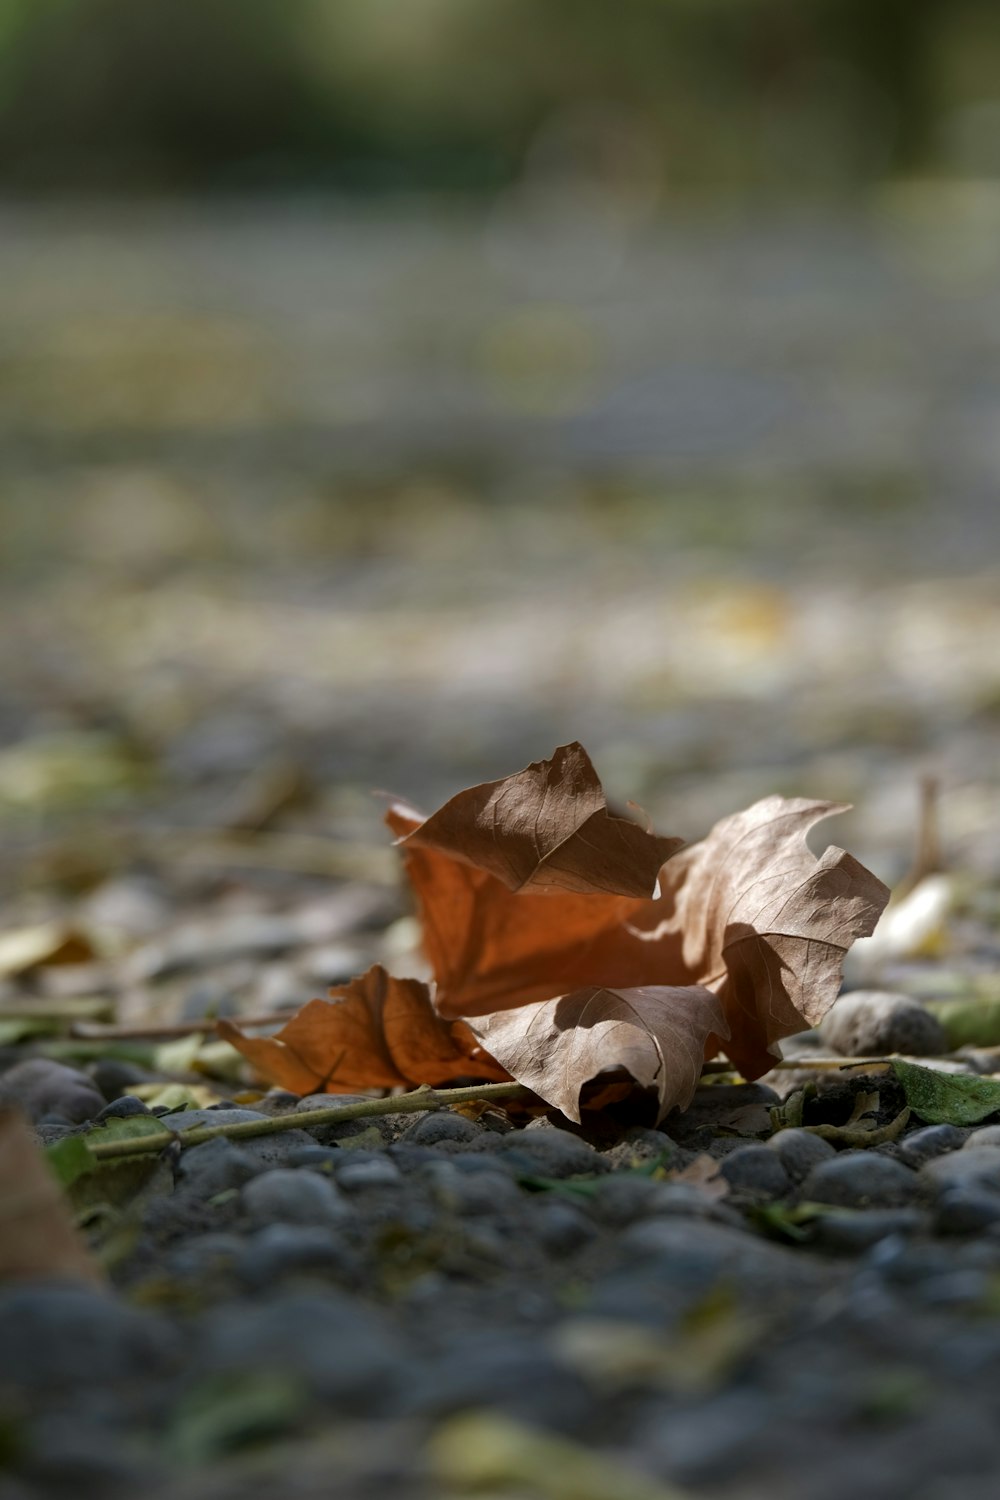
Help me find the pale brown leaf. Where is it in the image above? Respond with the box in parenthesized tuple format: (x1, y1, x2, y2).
(0, 1108, 103, 1286)
(668, 1153, 730, 1199)
(219, 964, 509, 1094)
(469, 984, 728, 1123)
(396, 742, 682, 896)
(631, 796, 891, 1076)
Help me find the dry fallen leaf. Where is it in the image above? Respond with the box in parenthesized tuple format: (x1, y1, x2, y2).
(0, 1107, 103, 1286)
(0, 922, 95, 979)
(219, 963, 508, 1094)
(668, 1153, 730, 1199)
(632, 796, 891, 1077)
(470, 985, 728, 1124)
(396, 768, 889, 1087)
(398, 741, 683, 897)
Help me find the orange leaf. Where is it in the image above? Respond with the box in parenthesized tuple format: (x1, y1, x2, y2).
(392, 755, 889, 1083)
(469, 985, 728, 1124)
(219, 964, 509, 1094)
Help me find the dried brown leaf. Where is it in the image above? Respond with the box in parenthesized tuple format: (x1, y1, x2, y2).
(397, 742, 683, 897)
(0, 1108, 103, 1286)
(469, 984, 728, 1124)
(386, 801, 667, 1019)
(632, 796, 891, 1076)
(395, 770, 889, 1084)
(668, 1153, 730, 1199)
(219, 964, 509, 1095)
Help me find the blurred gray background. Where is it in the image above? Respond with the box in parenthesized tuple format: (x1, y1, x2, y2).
(2, 0, 999, 899)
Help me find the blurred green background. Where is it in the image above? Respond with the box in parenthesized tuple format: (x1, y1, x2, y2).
(1, 0, 1000, 906)
(2, 0, 1000, 193)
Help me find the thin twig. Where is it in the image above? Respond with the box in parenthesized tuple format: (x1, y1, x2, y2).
(86, 1081, 532, 1161)
(70, 1013, 296, 1041)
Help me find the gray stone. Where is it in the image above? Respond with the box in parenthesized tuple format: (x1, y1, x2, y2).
(637, 1388, 772, 1484)
(813, 1208, 928, 1252)
(0, 1059, 104, 1124)
(175, 1137, 261, 1196)
(395, 1335, 592, 1430)
(236, 1225, 363, 1289)
(492, 1126, 607, 1179)
(403, 1112, 483, 1146)
(587, 1174, 679, 1227)
(897, 1123, 969, 1167)
(166, 1233, 245, 1278)
(0, 1284, 177, 1387)
(963, 1125, 1000, 1150)
(819, 990, 946, 1057)
(19, 1416, 156, 1491)
(802, 1152, 923, 1208)
(94, 1094, 152, 1121)
(91, 1057, 153, 1100)
(767, 1128, 837, 1182)
(334, 1157, 402, 1191)
(240, 1167, 350, 1226)
(619, 1216, 824, 1292)
(531, 1200, 598, 1256)
(718, 1144, 792, 1198)
(922, 1147, 1000, 1195)
(197, 1293, 400, 1405)
(935, 1188, 1000, 1234)
(423, 1160, 522, 1215)
(915, 1270, 990, 1307)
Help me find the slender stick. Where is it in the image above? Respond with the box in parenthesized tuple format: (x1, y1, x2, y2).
(86, 1081, 531, 1161)
(70, 1013, 295, 1041)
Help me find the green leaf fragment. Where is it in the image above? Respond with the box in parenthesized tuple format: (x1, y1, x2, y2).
(892, 1059, 1000, 1125)
(927, 996, 1000, 1050)
(45, 1134, 96, 1187)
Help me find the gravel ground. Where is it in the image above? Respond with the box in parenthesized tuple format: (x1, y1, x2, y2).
(6, 1004, 1000, 1500)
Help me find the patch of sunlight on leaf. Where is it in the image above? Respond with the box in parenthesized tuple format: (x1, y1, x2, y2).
(893, 1058, 1000, 1125)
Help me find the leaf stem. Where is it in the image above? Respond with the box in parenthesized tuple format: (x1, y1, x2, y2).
(86, 1081, 532, 1160)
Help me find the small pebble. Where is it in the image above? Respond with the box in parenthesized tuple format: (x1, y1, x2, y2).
(403, 1112, 483, 1147)
(766, 1128, 836, 1183)
(897, 1123, 969, 1167)
(175, 1138, 261, 1196)
(922, 1148, 1000, 1195)
(963, 1125, 1000, 1150)
(335, 1157, 402, 1191)
(91, 1058, 155, 1101)
(813, 1208, 927, 1252)
(0, 1059, 104, 1125)
(0, 1285, 177, 1387)
(531, 1200, 598, 1256)
(236, 1225, 363, 1289)
(491, 1126, 607, 1180)
(95, 1095, 152, 1121)
(802, 1152, 923, 1208)
(819, 990, 946, 1057)
(197, 1293, 400, 1406)
(587, 1174, 678, 1227)
(935, 1188, 1000, 1234)
(424, 1161, 522, 1215)
(241, 1168, 350, 1227)
(718, 1145, 791, 1199)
